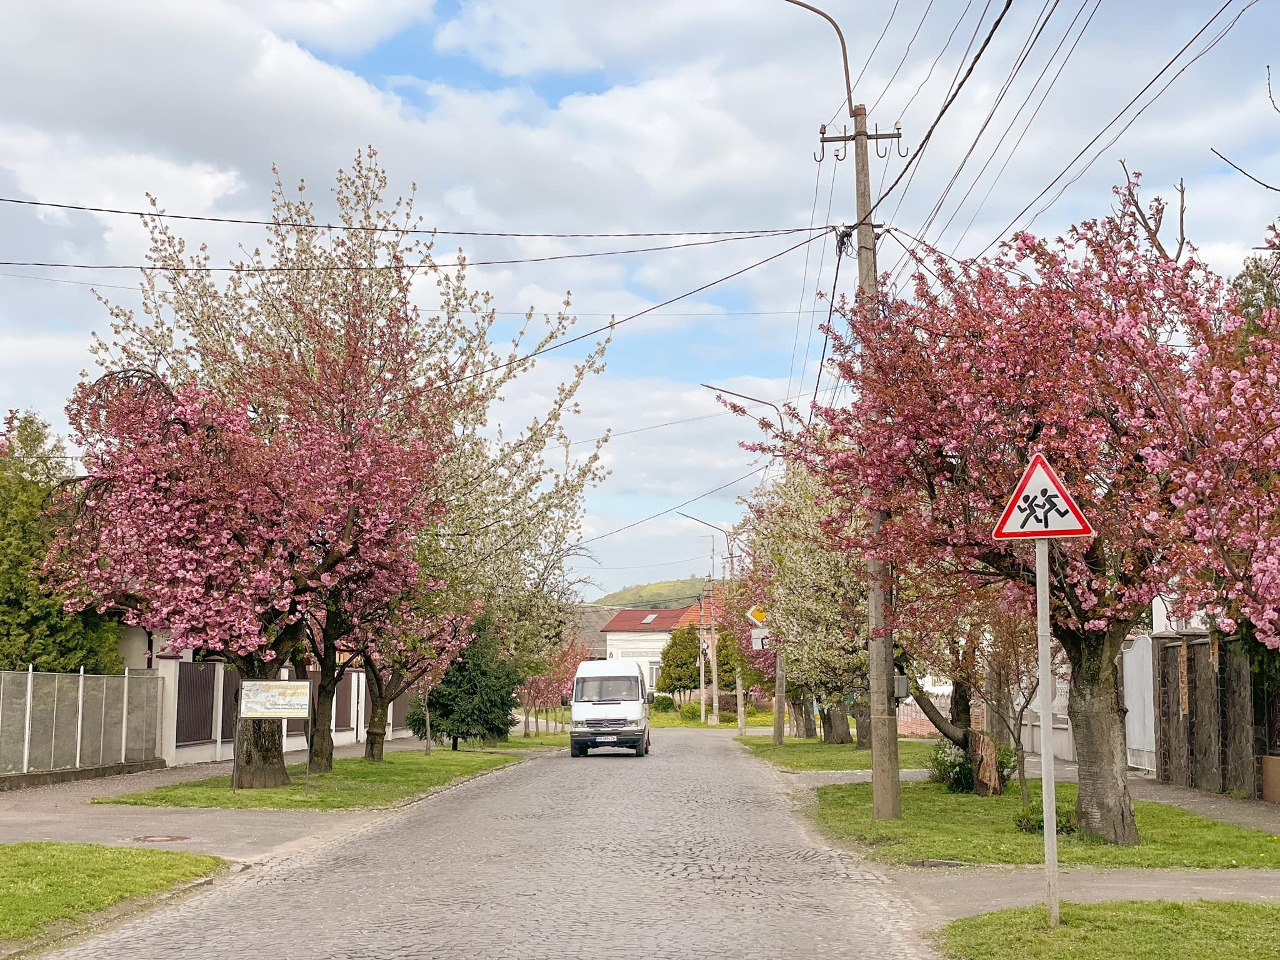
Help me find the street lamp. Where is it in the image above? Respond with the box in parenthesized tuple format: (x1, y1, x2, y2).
(678, 511, 751, 735)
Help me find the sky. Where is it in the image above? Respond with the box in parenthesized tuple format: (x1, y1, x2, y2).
(1, 0, 1277, 600)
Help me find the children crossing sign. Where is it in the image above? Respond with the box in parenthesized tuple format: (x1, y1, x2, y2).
(992, 453, 1094, 929)
(992, 453, 1093, 540)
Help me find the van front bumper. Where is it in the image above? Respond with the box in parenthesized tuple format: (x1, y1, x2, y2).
(571, 729, 647, 748)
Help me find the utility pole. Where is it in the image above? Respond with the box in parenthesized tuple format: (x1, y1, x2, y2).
(853, 102, 901, 819)
(784, 0, 901, 819)
(707, 542, 720, 725)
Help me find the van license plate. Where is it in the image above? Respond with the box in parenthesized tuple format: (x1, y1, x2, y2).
(596, 735, 617, 743)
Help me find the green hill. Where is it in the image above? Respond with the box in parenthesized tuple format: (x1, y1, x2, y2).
(594, 578, 706, 609)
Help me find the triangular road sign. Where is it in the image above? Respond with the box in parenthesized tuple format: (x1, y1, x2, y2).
(993, 453, 1094, 540)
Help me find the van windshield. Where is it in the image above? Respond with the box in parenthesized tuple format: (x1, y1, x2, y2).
(574, 676, 640, 702)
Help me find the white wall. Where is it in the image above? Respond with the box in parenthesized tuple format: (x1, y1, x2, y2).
(604, 631, 670, 691)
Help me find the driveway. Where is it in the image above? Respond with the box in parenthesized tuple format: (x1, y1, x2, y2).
(45, 728, 935, 959)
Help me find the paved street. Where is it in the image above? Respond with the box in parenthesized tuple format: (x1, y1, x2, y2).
(47, 729, 934, 959)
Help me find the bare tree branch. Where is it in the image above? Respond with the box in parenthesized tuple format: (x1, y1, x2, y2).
(1211, 147, 1280, 193)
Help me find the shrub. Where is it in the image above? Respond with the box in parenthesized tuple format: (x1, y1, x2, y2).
(1015, 804, 1079, 835)
(652, 694, 676, 713)
(996, 745, 1018, 785)
(678, 702, 701, 722)
(929, 741, 973, 793)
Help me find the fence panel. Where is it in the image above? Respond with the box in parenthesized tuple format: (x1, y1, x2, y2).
(0, 669, 157, 775)
(0, 671, 27, 774)
(176, 662, 216, 746)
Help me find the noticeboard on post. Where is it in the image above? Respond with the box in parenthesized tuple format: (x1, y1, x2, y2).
(240, 680, 311, 719)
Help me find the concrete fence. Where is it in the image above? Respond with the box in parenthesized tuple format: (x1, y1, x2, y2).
(1, 659, 414, 786)
(0, 666, 161, 776)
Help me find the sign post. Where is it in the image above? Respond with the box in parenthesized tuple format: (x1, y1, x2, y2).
(231, 679, 311, 791)
(992, 453, 1093, 928)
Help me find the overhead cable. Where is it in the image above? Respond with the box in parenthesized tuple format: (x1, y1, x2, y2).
(0, 195, 820, 239)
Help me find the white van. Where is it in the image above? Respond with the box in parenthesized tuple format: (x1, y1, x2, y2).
(565, 658, 653, 757)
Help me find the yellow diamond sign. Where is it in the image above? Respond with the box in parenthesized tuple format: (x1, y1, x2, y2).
(744, 604, 768, 627)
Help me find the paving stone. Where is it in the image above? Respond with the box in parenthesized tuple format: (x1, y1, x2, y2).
(47, 729, 936, 959)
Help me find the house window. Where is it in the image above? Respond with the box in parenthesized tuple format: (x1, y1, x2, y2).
(649, 664, 659, 689)
(641, 613, 657, 624)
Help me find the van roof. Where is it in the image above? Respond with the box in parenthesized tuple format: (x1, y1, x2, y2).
(574, 658, 644, 679)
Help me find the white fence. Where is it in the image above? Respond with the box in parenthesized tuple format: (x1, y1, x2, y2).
(0, 666, 161, 775)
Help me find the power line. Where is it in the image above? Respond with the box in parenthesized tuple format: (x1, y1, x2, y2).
(978, 0, 1257, 255)
(566, 388, 814, 449)
(869, 0, 939, 114)
(435, 233, 824, 388)
(0, 229, 815, 274)
(892, 0, 1064, 269)
(786, 158, 827, 400)
(578, 465, 768, 546)
(580, 555, 707, 571)
(0, 270, 833, 319)
(893, 0, 979, 125)
(862, 0, 1018, 229)
(0, 194, 820, 239)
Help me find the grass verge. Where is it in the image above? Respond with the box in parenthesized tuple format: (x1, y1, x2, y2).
(813, 780, 1280, 868)
(737, 735, 938, 771)
(937, 901, 1280, 960)
(650, 711, 774, 728)
(97, 750, 516, 810)
(0, 842, 222, 944)
(485, 733, 570, 749)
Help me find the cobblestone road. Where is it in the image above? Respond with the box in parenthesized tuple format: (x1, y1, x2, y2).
(50, 729, 934, 959)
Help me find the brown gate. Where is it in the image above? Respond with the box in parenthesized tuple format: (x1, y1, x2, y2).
(175, 661, 217, 746)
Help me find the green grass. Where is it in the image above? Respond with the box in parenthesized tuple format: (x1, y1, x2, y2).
(812, 780, 1280, 868)
(0, 842, 222, 943)
(650, 710, 775, 728)
(98, 750, 516, 810)
(937, 901, 1280, 960)
(738, 735, 938, 771)
(594, 578, 706, 608)
(485, 732, 570, 749)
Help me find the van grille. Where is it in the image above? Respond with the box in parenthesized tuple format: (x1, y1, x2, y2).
(583, 719, 629, 729)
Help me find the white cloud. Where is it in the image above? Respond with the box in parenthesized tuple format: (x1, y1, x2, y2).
(227, 0, 435, 56)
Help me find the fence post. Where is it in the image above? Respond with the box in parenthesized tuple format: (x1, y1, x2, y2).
(76, 666, 85, 769)
(120, 667, 130, 765)
(22, 664, 34, 773)
(49, 672, 60, 769)
(213, 662, 226, 762)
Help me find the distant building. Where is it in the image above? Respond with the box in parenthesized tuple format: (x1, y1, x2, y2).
(567, 604, 620, 660)
(600, 604, 702, 690)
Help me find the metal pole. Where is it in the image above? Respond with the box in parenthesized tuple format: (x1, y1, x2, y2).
(232, 688, 242, 792)
(75, 666, 85, 769)
(120, 666, 130, 765)
(1036, 538, 1060, 927)
(22, 664, 33, 773)
(772, 650, 786, 746)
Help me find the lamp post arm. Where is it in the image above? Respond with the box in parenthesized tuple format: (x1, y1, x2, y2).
(781, 1, 855, 119)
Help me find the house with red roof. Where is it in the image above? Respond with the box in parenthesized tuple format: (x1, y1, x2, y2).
(599, 603, 703, 691)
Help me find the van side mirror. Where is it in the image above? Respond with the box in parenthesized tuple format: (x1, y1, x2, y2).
(646, 691, 655, 704)
(560, 694, 569, 707)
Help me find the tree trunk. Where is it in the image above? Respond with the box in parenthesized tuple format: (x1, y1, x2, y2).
(423, 701, 432, 755)
(850, 701, 871, 749)
(827, 699, 854, 744)
(801, 694, 817, 739)
(364, 697, 389, 761)
(235, 717, 289, 788)
(910, 683, 969, 749)
(451, 735, 459, 751)
(523, 705, 530, 738)
(786, 694, 803, 737)
(967, 728, 1004, 796)
(1068, 654, 1138, 844)
(230, 651, 297, 788)
(819, 704, 833, 743)
(534, 709, 540, 735)
(950, 675, 973, 730)
(1016, 739, 1029, 805)
(309, 677, 337, 774)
